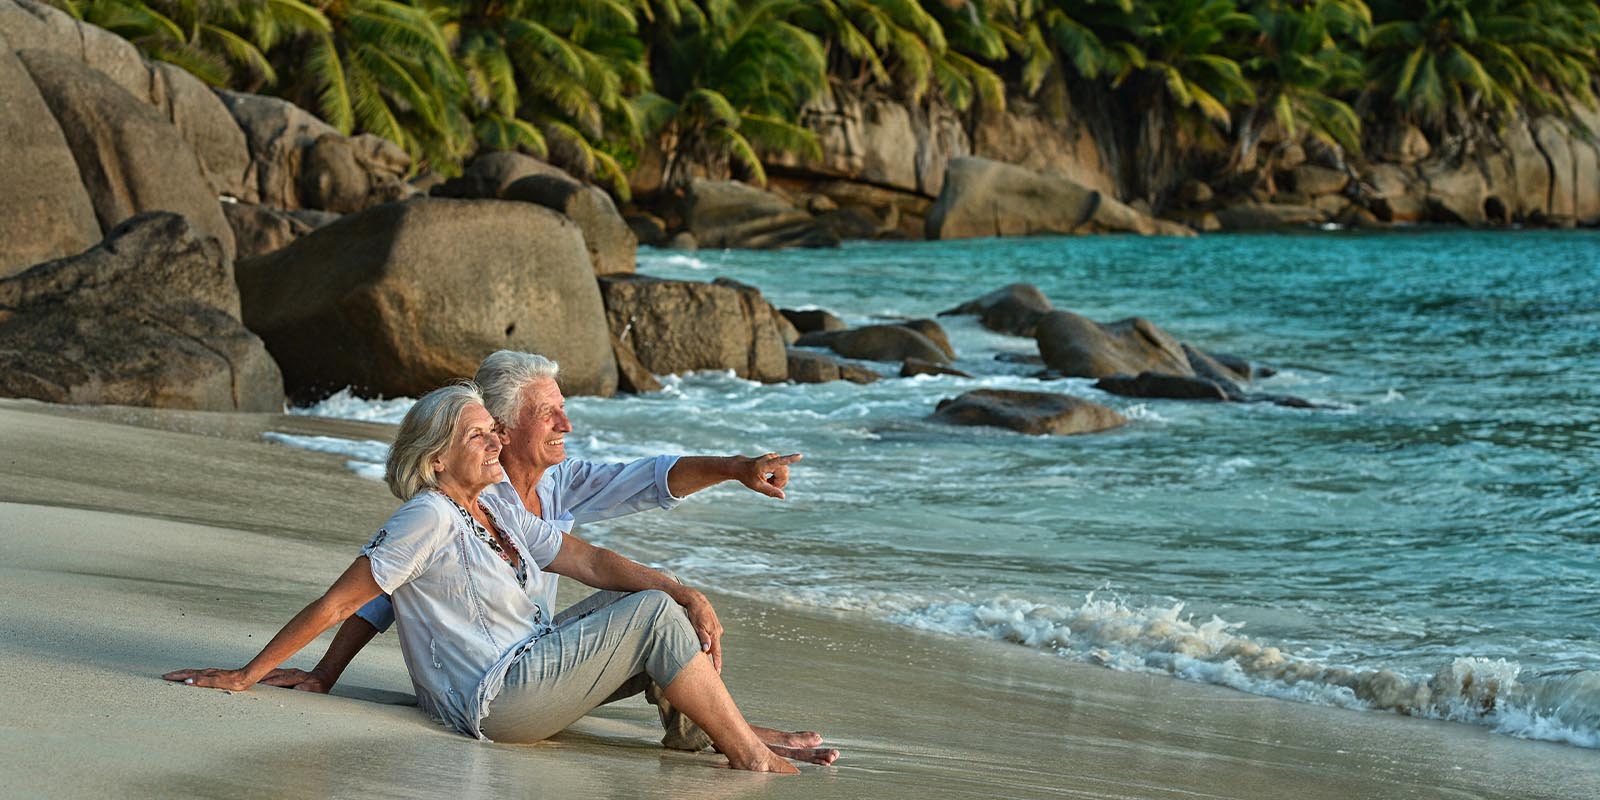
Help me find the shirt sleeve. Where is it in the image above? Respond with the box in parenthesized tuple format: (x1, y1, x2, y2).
(361, 497, 453, 594)
(554, 455, 683, 524)
(354, 594, 396, 633)
(485, 492, 567, 569)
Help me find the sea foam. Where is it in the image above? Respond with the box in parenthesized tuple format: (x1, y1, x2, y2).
(886, 592, 1600, 749)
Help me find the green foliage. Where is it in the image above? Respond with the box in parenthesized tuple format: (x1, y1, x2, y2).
(40, 0, 1600, 195)
(1236, 0, 1370, 157)
(1366, 0, 1600, 133)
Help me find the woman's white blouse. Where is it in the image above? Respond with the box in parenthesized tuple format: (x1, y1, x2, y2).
(362, 489, 562, 739)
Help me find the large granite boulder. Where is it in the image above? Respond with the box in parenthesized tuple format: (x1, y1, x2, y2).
(781, 308, 848, 335)
(769, 86, 969, 197)
(297, 133, 414, 213)
(0, 0, 148, 99)
(237, 198, 616, 401)
(0, 38, 99, 277)
(433, 151, 568, 199)
(940, 283, 1054, 337)
(931, 389, 1126, 436)
(146, 62, 252, 199)
(796, 324, 950, 365)
(598, 274, 788, 382)
(19, 48, 236, 261)
(1094, 372, 1236, 402)
(786, 349, 880, 384)
(926, 157, 1192, 239)
(1035, 311, 1191, 379)
(683, 180, 840, 249)
(504, 174, 636, 275)
(898, 318, 955, 360)
(1214, 202, 1324, 230)
(217, 91, 412, 214)
(223, 202, 322, 260)
(1424, 162, 1490, 225)
(0, 213, 282, 410)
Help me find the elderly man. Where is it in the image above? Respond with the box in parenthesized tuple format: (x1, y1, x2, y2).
(264, 350, 829, 762)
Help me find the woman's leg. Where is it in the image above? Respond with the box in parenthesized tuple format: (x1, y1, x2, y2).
(659, 655, 799, 774)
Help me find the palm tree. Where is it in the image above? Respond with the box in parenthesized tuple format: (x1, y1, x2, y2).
(648, 0, 829, 188)
(1364, 0, 1600, 135)
(44, 0, 329, 88)
(428, 0, 653, 196)
(1230, 0, 1369, 172)
(280, 1, 473, 173)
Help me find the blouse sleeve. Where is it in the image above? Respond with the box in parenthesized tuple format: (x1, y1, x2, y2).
(361, 496, 453, 594)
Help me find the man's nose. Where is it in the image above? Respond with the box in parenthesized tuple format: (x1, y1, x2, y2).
(556, 411, 573, 432)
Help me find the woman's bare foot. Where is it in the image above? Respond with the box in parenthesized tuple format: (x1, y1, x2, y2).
(766, 744, 839, 765)
(750, 724, 823, 748)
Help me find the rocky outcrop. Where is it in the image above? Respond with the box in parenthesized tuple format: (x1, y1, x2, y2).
(1035, 311, 1191, 378)
(772, 86, 968, 197)
(18, 48, 236, 261)
(434, 151, 571, 200)
(0, 37, 99, 277)
(1214, 202, 1325, 230)
(0, 213, 282, 410)
(926, 157, 1193, 239)
(796, 324, 950, 365)
(781, 308, 848, 335)
(971, 103, 1118, 197)
(223, 202, 326, 260)
(898, 318, 955, 360)
(237, 198, 616, 401)
(611, 332, 662, 394)
(504, 174, 636, 275)
(1094, 372, 1235, 402)
(217, 91, 414, 213)
(682, 180, 840, 249)
(940, 283, 1054, 337)
(599, 274, 788, 382)
(901, 358, 972, 378)
(786, 349, 880, 384)
(146, 62, 252, 199)
(931, 389, 1126, 436)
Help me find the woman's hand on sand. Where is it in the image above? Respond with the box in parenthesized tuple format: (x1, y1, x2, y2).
(259, 667, 332, 693)
(732, 453, 801, 500)
(163, 667, 252, 692)
(682, 591, 725, 672)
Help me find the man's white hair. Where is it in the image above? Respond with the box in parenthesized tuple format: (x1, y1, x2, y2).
(475, 350, 560, 426)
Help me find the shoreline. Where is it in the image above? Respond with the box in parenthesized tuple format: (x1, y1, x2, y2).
(3, 399, 1599, 798)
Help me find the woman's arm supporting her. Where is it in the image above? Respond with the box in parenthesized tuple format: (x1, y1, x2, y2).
(544, 534, 727, 671)
(163, 557, 385, 692)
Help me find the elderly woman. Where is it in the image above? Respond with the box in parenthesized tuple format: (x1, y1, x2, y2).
(166, 383, 802, 773)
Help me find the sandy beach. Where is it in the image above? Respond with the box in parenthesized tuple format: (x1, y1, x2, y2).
(2, 398, 1598, 799)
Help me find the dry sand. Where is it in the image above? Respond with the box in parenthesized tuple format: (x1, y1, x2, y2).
(2, 399, 1598, 799)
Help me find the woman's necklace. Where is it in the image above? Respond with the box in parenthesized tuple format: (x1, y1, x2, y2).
(441, 494, 528, 587)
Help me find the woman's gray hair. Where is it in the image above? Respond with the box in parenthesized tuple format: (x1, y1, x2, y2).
(475, 350, 560, 426)
(384, 382, 485, 500)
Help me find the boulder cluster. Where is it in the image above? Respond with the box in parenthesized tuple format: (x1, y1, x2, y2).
(0, 1, 1311, 436)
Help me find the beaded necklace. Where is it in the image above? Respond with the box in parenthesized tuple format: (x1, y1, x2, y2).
(441, 493, 528, 588)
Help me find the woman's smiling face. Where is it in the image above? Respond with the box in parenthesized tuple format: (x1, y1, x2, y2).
(432, 402, 504, 492)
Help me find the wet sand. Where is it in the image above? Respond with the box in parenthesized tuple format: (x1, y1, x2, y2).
(2, 399, 1598, 799)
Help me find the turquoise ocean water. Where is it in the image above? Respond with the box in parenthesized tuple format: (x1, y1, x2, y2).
(281, 231, 1600, 748)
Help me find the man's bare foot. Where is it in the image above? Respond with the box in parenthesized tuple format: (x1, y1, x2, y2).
(750, 724, 822, 748)
(766, 744, 839, 765)
(724, 746, 801, 774)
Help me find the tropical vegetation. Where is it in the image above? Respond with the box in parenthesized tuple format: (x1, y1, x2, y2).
(43, 0, 1600, 204)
